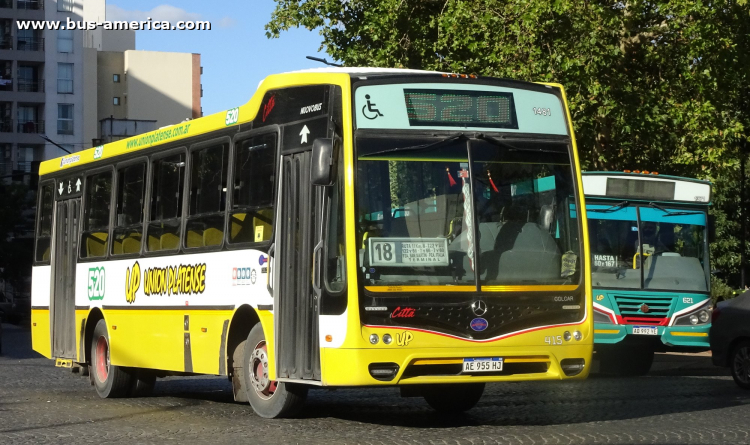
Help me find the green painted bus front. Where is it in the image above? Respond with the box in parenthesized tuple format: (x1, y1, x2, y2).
(584, 196, 711, 351)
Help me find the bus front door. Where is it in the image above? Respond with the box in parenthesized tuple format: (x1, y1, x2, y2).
(51, 197, 80, 360)
(273, 151, 322, 382)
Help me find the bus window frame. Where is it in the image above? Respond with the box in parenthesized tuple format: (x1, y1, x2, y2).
(225, 126, 280, 251)
(33, 179, 56, 266)
(143, 146, 188, 256)
(78, 165, 115, 262)
(110, 156, 150, 259)
(183, 136, 232, 253)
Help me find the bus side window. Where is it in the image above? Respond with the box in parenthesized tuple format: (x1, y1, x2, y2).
(147, 152, 185, 252)
(186, 142, 228, 249)
(229, 133, 276, 245)
(111, 162, 146, 255)
(35, 182, 54, 263)
(81, 171, 113, 259)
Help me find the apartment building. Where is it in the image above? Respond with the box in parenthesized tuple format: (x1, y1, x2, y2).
(0, 0, 202, 181)
(0, 0, 104, 179)
(96, 46, 202, 144)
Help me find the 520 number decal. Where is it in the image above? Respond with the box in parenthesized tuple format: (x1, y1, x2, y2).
(225, 107, 239, 126)
(533, 107, 552, 116)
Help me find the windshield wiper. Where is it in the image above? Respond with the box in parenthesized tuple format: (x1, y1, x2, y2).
(475, 133, 567, 154)
(648, 202, 704, 216)
(589, 201, 630, 213)
(360, 133, 466, 157)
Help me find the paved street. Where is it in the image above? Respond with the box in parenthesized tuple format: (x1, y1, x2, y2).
(1, 323, 749, 445)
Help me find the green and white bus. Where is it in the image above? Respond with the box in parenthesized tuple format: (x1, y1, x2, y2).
(583, 171, 713, 375)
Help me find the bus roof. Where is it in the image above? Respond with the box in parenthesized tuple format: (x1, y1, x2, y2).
(40, 68, 565, 177)
(582, 171, 712, 205)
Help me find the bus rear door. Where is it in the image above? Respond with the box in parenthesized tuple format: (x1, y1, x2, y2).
(51, 176, 83, 360)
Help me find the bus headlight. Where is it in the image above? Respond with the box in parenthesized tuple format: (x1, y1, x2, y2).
(369, 334, 380, 345)
(674, 303, 711, 326)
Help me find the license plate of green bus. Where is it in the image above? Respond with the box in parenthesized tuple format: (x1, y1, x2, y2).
(462, 357, 503, 373)
(632, 326, 658, 335)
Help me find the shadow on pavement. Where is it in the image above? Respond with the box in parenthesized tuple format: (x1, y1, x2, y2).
(0, 323, 42, 360)
(5, 322, 748, 429)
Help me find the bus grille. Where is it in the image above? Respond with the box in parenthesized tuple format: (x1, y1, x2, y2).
(614, 295, 675, 325)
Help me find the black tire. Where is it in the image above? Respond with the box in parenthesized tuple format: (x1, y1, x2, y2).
(730, 340, 750, 390)
(90, 319, 133, 398)
(130, 370, 156, 397)
(423, 383, 485, 413)
(598, 346, 654, 376)
(243, 323, 308, 418)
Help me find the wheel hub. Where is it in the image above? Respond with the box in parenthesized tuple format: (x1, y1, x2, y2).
(735, 346, 750, 384)
(95, 336, 110, 383)
(250, 341, 277, 399)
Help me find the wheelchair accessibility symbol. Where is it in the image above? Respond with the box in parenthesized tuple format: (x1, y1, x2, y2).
(362, 94, 384, 120)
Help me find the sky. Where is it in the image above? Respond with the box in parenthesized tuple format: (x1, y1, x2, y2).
(106, 0, 331, 116)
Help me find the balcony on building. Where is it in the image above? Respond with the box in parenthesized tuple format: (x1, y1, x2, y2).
(17, 120, 43, 133)
(1, 19, 12, 49)
(16, 0, 43, 10)
(99, 117, 157, 144)
(0, 0, 11, 9)
(0, 101, 11, 133)
(17, 62, 43, 92)
(0, 60, 11, 91)
(16, 31, 44, 52)
(17, 104, 44, 133)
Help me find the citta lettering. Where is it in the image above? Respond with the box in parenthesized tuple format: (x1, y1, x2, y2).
(300, 103, 323, 115)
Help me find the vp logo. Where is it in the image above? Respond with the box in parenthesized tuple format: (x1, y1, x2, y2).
(395, 331, 414, 347)
(362, 94, 384, 120)
(125, 261, 141, 304)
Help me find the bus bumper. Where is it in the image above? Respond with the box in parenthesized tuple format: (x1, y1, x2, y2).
(594, 323, 710, 349)
(319, 343, 592, 387)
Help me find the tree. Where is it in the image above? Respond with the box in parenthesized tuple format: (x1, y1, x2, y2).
(267, 0, 750, 292)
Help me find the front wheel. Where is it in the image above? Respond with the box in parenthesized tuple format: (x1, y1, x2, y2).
(731, 340, 750, 390)
(90, 319, 133, 398)
(242, 323, 308, 418)
(423, 383, 485, 413)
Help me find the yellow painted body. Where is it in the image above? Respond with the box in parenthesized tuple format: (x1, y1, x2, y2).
(31, 309, 51, 358)
(35, 70, 592, 386)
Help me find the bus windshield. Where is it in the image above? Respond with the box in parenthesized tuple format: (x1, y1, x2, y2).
(587, 204, 709, 291)
(356, 134, 580, 289)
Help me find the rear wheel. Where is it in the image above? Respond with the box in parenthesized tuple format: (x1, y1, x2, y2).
(90, 319, 133, 398)
(730, 340, 750, 390)
(243, 323, 307, 418)
(423, 383, 484, 413)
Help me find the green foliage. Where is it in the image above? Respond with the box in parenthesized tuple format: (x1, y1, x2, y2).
(268, 0, 750, 287)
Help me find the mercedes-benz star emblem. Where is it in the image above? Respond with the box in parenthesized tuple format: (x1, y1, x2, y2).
(640, 304, 650, 313)
(472, 300, 488, 316)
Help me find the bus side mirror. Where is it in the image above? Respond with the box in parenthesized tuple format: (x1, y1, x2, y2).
(708, 215, 716, 243)
(311, 138, 338, 186)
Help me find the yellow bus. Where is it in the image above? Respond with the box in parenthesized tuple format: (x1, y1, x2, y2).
(31, 68, 592, 418)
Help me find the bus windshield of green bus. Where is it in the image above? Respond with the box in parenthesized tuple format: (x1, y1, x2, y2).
(587, 204, 708, 291)
(356, 135, 580, 288)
